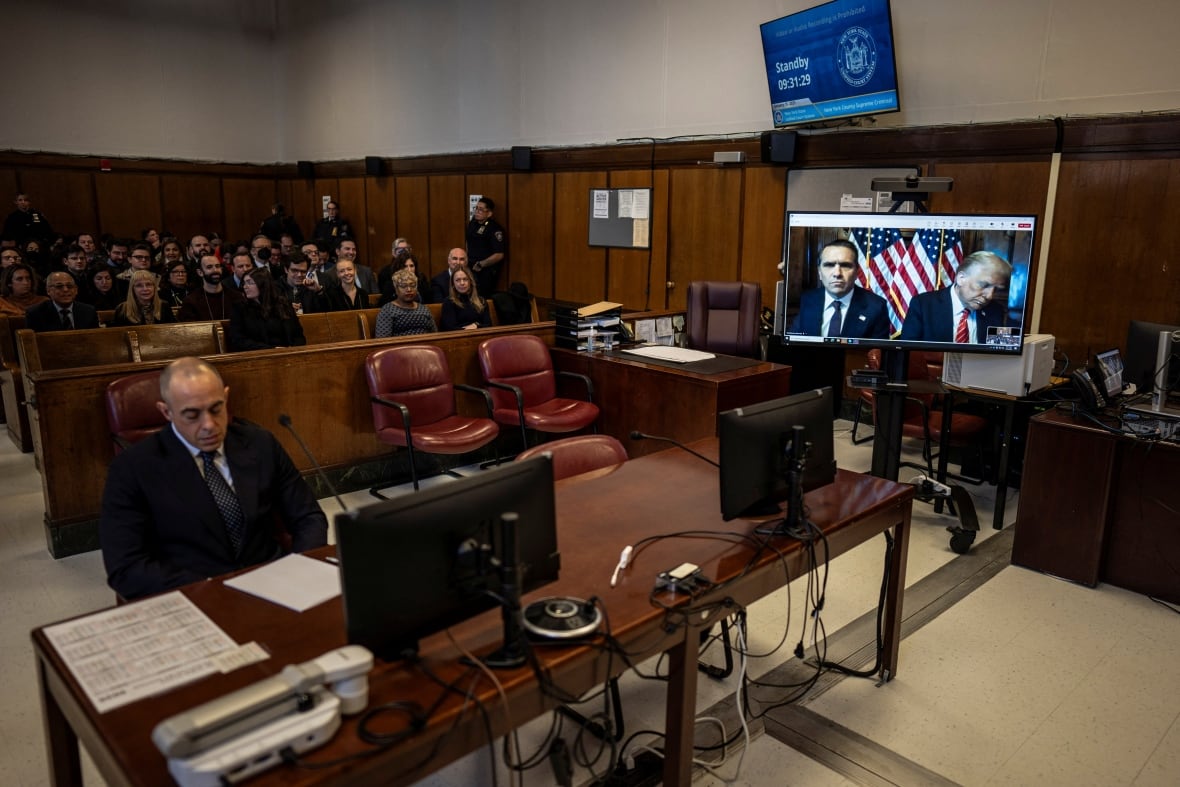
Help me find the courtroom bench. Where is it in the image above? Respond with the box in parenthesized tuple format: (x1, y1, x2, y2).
(0, 315, 30, 450)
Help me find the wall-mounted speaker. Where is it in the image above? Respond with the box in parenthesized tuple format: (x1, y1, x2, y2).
(297, 160, 314, 179)
(760, 131, 796, 165)
(511, 146, 532, 171)
(364, 156, 382, 177)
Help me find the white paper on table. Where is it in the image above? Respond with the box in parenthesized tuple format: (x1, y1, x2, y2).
(635, 319, 656, 343)
(223, 553, 341, 612)
(41, 591, 245, 713)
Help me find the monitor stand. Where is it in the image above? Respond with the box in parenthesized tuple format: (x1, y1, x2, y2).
(754, 425, 817, 541)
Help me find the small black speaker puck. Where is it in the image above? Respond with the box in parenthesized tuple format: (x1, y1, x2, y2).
(522, 596, 602, 639)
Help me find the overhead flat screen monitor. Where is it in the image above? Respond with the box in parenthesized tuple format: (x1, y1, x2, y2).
(335, 456, 559, 662)
(760, 0, 899, 128)
(782, 211, 1038, 355)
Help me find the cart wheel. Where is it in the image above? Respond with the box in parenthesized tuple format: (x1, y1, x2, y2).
(949, 528, 975, 555)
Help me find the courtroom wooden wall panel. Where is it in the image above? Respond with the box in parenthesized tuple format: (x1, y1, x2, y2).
(160, 175, 223, 243)
(427, 174, 465, 277)
(365, 176, 398, 274)
(94, 173, 163, 240)
(20, 169, 96, 237)
(395, 176, 431, 272)
(1041, 158, 1180, 361)
(287, 177, 317, 239)
(553, 171, 608, 303)
(311, 177, 342, 235)
(336, 178, 369, 257)
(221, 177, 279, 244)
(607, 169, 669, 311)
(739, 166, 787, 300)
(0, 169, 18, 205)
(666, 167, 742, 309)
(507, 173, 555, 298)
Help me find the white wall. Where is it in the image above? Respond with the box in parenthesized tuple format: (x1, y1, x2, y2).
(3, 0, 1179, 163)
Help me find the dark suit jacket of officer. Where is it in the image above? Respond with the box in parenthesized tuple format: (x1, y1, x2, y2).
(899, 287, 1006, 343)
(24, 300, 100, 332)
(100, 419, 328, 600)
(788, 286, 892, 339)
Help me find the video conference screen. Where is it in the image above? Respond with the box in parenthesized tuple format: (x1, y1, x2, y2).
(760, 0, 900, 127)
(782, 211, 1038, 355)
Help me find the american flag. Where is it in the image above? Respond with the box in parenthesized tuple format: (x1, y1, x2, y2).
(851, 227, 908, 335)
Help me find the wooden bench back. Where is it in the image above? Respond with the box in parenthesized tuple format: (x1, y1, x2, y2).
(0, 315, 25, 371)
(16, 321, 226, 374)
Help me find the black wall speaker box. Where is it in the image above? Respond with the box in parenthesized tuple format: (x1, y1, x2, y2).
(511, 146, 532, 171)
(297, 160, 314, 179)
(760, 131, 796, 165)
(364, 156, 382, 177)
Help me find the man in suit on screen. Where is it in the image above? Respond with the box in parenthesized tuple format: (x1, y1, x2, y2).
(900, 251, 1011, 343)
(788, 239, 891, 340)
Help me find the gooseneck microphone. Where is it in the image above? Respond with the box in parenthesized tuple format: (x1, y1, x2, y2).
(629, 430, 719, 468)
(279, 414, 348, 512)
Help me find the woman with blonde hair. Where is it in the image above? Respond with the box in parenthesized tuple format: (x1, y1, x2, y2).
(439, 265, 491, 331)
(111, 269, 177, 326)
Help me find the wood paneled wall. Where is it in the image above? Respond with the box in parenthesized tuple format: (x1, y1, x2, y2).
(4, 113, 1180, 361)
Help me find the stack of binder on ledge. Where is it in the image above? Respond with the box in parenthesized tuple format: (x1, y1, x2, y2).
(554, 301, 623, 351)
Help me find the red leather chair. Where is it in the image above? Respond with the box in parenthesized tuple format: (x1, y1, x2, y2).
(365, 345, 500, 496)
(685, 281, 762, 358)
(516, 434, 627, 481)
(105, 371, 167, 454)
(900, 352, 988, 480)
(477, 335, 599, 449)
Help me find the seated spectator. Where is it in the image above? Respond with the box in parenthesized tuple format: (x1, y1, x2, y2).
(377, 251, 427, 306)
(82, 266, 124, 310)
(307, 258, 369, 313)
(375, 268, 437, 338)
(159, 260, 191, 309)
(228, 267, 306, 351)
(178, 254, 245, 322)
(439, 265, 491, 331)
(160, 238, 184, 272)
(334, 238, 377, 294)
(111, 270, 178, 326)
(0, 246, 22, 271)
(25, 272, 99, 331)
(0, 263, 48, 316)
(117, 243, 159, 284)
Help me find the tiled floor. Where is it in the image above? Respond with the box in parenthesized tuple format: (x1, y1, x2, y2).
(3, 422, 1178, 786)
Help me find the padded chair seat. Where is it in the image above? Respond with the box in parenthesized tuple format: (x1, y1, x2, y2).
(516, 434, 627, 480)
(376, 414, 500, 454)
(493, 398, 600, 434)
(919, 410, 989, 443)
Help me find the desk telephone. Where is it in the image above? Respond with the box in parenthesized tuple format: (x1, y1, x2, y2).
(1071, 368, 1106, 411)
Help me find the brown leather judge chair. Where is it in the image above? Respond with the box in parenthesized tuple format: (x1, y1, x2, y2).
(516, 434, 628, 481)
(364, 345, 500, 497)
(477, 334, 599, 450)
(685, 280, 763, 358)
(105, 370, 167, 454)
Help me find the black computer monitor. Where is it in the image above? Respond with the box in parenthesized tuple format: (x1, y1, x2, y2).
(335, 456, 559, 662)
(718, 388, 837, 522)
(1124, 320, 1180, 393)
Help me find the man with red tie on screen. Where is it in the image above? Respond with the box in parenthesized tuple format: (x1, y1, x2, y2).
(899, 251, 1011, 344)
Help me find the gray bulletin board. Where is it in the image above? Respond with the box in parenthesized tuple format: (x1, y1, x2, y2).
(587, 188, 652, 249)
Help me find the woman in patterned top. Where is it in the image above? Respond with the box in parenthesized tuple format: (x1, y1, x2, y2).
(375, 268, 436, 338)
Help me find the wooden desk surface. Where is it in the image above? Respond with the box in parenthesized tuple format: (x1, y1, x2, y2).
(553, 348, 791, 458)
(33, 441, 912, 787)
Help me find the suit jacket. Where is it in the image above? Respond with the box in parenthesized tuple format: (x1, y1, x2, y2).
(788, 286, 891, 340)
(24, 300, 100, 332)
(899, 287, 1006, 343)
(100, 420, 328, 600)
(429, 270, 452, 304)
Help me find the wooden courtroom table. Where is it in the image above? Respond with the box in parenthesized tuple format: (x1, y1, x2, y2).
(33, 440, 913, 787)
(552, 347, 792, 458)
(1012, 408, 1180, 602)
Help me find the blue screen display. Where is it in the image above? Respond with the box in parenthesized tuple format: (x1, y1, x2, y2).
(760, 0, 900, 127)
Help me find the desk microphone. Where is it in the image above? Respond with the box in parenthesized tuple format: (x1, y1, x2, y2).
(629, 430, 719, 468)
(278, 414, 348, 513)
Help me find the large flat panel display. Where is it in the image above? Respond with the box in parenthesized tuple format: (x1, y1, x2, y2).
(782, 211, 1038, 355)
(760, 0, 900, 127)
